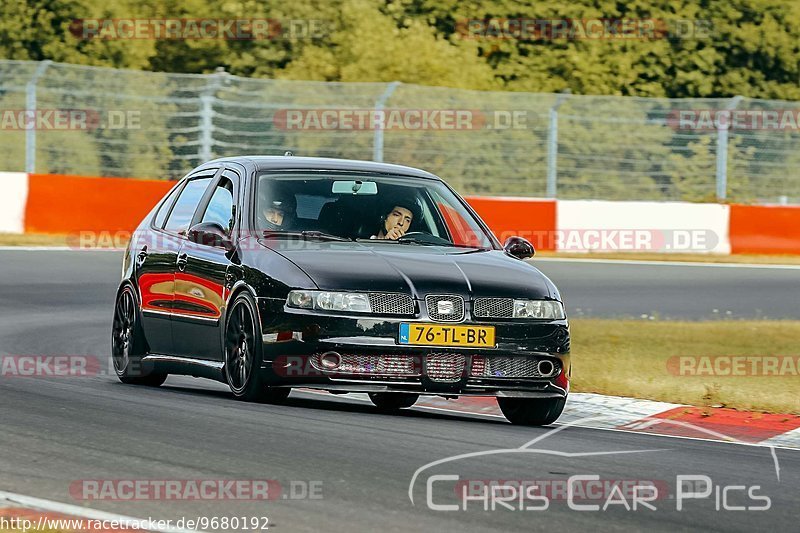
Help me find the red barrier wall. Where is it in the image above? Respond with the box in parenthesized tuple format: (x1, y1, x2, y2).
(25, 174, 174, 234)
(465, 196, 557, 251)
(730, 204, 800, 254)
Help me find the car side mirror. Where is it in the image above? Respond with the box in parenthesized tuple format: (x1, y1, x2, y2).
(504, 236, 535, 260)
(188, 222, 235, 252)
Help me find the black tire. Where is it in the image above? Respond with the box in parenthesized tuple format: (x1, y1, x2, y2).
(368, 392, 419, 410)
(497, 396, 566, 426)
(112, 285, 167, 387)
(224, 292, 289, 403)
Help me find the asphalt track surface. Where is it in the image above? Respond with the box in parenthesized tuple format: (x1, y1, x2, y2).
(1, 249, 799, 532)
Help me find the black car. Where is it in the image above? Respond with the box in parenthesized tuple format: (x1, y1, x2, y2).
(112, 156, 571, 425)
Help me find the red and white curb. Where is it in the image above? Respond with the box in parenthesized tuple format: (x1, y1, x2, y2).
(313, 391, 800, 450)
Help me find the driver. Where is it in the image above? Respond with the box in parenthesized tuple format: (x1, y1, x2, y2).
(259, 188, 296, 230)
(372, 199, 420, 240)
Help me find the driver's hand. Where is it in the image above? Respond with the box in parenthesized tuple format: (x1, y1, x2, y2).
(385, 226, 405, 240)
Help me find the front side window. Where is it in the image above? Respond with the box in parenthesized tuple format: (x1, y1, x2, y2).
(201, 178, 235, 234)
(255, 173, 496, 249)
(164, 176, 213, 235)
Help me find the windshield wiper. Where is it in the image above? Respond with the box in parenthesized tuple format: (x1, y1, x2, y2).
(355, 238, 441, 246)
(355, 238, 488, 251)
(262, 230, 353, 242)
(397, 240, 441, 246)
(355, 238, 433, 246)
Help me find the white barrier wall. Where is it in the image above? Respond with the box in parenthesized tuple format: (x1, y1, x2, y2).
(556, 200, 731, 254)
(0, 172, 28, 234)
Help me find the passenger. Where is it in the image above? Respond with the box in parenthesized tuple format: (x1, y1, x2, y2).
(259, 189, 296, 230)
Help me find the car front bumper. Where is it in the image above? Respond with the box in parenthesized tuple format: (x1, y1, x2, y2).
(256, 298, 571, 398)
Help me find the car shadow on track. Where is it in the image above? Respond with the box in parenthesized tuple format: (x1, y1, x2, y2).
(134, 379, 511, 425)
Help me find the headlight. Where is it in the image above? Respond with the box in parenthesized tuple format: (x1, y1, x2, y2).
(286, 290, 372, 313)
(287, 291, 314, 308)
(316, 292, 371, 312)
(513, 299, 565, 319)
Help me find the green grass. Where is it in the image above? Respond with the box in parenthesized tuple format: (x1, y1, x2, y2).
(570, 319, 800, 414)
(0, 232, 75, 247)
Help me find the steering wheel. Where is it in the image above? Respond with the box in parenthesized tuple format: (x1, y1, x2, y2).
(398, 231, 428, 239)
(398, 232, 452, 246)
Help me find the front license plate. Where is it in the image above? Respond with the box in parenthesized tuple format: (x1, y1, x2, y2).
(399, 323, 495, 348)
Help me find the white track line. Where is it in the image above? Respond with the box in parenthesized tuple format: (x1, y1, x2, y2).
(533, 257, 800, 270)
(0, 490, 206, 533)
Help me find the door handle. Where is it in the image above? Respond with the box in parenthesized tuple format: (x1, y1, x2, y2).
(136, 246, 148, 265)
(176, 252, 188, 272)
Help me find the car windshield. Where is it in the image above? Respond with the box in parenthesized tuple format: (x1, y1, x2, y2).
(255, 172, 497, 250)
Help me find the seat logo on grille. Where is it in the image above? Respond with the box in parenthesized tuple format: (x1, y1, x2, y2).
(437, 301, 455, 315)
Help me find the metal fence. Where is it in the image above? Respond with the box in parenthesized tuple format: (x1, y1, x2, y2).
(1, 59, 798, 203)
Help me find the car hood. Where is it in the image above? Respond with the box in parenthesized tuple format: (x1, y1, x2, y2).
(262, 241, 556, 300)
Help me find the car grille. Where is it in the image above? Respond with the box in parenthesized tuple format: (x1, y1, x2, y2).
(473, 298, 514, 318)
(368, 293, 415, 315)
(310, 353, 420, 376)
(426, 353, 466, 382)
(470, 356, 560, 379)
(425, 294, 465, 322)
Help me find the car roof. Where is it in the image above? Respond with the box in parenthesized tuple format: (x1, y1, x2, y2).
(207, 155, 442, 181)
